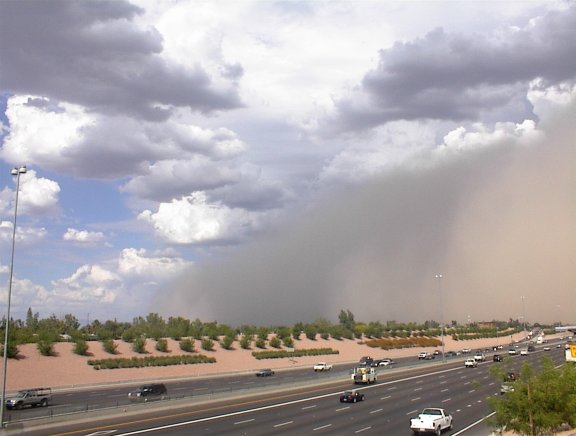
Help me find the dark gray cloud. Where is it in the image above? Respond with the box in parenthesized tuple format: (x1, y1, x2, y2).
(156, 111, 576, 326)
(331, 4, 576, 131)
(0, 0, 243, 121)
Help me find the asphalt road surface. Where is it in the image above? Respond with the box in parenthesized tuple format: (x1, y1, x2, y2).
(10, 341, 566, 435)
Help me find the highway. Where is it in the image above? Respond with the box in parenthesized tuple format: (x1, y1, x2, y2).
(11, 341, 566, 435)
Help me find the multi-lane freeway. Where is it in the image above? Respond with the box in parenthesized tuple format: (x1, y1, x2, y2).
(8, 340, 568, 435)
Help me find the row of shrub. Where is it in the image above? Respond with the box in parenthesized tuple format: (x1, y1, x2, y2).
(251, 347, 339, 360)
(364, 337, 443, 350)
(87, 354, 216, 370)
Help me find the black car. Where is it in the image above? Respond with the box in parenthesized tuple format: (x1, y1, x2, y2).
(128, 383, 167, 402)
(339, 390, 365, 403)
(256, 368, 275, 377)
(493, 354, 502, 362)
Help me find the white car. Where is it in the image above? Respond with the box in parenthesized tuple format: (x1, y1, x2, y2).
(465, 358, 478, 368)
(520, 349, 528, 356)
(474, 353, 486, 362)
(313, 362, 333, 371)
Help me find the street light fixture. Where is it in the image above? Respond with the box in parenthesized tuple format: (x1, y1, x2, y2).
(435, 274, 446, 363)
(1, 165, 27, 426)
(521, 295, 526, 335)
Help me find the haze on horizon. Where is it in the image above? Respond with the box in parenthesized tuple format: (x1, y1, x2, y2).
(159, 106, 575, 327)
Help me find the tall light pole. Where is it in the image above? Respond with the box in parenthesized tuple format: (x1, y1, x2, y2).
(435, 274, 445, 363)
(1, 166, 27, 427)
(521, 295, 526, 336)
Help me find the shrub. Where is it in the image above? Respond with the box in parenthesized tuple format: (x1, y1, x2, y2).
(132, 336, 147, 353)
(201, 338, 214, 351)
(37, 340, 54, 356)
(220, 336, 234, 350)
(87, 354, 216, 369)
(0, 342, 19, 359)
(102, 339, 118, 354)
(179, 338, 195, 353)
(255, 338, 266, 349)
(269, 336, 282, 349)
(252, 347, 339, 360)
(73, 339, 89, 356)
(239, 336, 251, 349)
(282, 336, 294, 348)
(155, 338, 169, 352)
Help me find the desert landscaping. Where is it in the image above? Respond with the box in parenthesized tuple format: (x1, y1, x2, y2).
(1, 332, 529, 392)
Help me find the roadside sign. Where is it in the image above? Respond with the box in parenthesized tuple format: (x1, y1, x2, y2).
(566, 344, 576, 362)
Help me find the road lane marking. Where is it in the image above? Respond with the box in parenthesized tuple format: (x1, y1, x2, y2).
(442, 398, 451, 403)
(336, 406, 349, 411)
(411, 397, 421, 401)
(370, 408, 383, 414)
(355, 426, 372, 433)
(413, 387, 422, 391)
(314, 424, 332, 431)
(273, 421, 293, 428)
(441, 388, 449, 392)
(302, 405, 317, 410)
(380, 395, 391, 400)
(406, 409, 419, 415)
(234, 419, 255, 425)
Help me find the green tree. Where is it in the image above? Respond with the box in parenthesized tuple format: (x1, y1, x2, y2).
(488, 357, 576, 435)
(25, 307, 39, 332)
(338, 309, 356, 331)
(292, 322, 304, 340)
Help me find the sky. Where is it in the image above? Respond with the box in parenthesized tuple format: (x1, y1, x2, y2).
(0, 0, 574, 327)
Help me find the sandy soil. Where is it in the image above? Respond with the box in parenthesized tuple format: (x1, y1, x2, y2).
(0, 332, 531, 392)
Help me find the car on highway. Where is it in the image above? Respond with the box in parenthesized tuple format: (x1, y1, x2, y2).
(418, 352, 434, 360)
(500, 381, 515, 394)
(493, 354, 502, 362)
(378, 358, 396, 366)
(473, 352, 486, 362)
(508, 348, 517, 355)
(543, 346, 551, 351)
(128, 383, 167, 402)
(520, 349, 528, 356)
(339, 390, 365, 403)
(255, 368, 275, 377)
(464, 358, 478, 368)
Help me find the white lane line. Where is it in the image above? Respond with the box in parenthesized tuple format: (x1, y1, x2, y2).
(336, 406, 350, 411)
(273, 421, 293, 428)
(302, 405, 317, 410)
(314, 424, 332, 431)
(370, 408, 383, 414)
(411, 397, 421, 401)
(442, 398, 451, 403)
(406, 409, 419, 415)
(388, 386, 397, 390)
(441, 388, 449, 392)
(380, 395, 391, 400)
(355, 427, 372, 433)
(414, 387, 422, 391)
(468, 389, 476, 393)
(234, 419, 255, 425)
